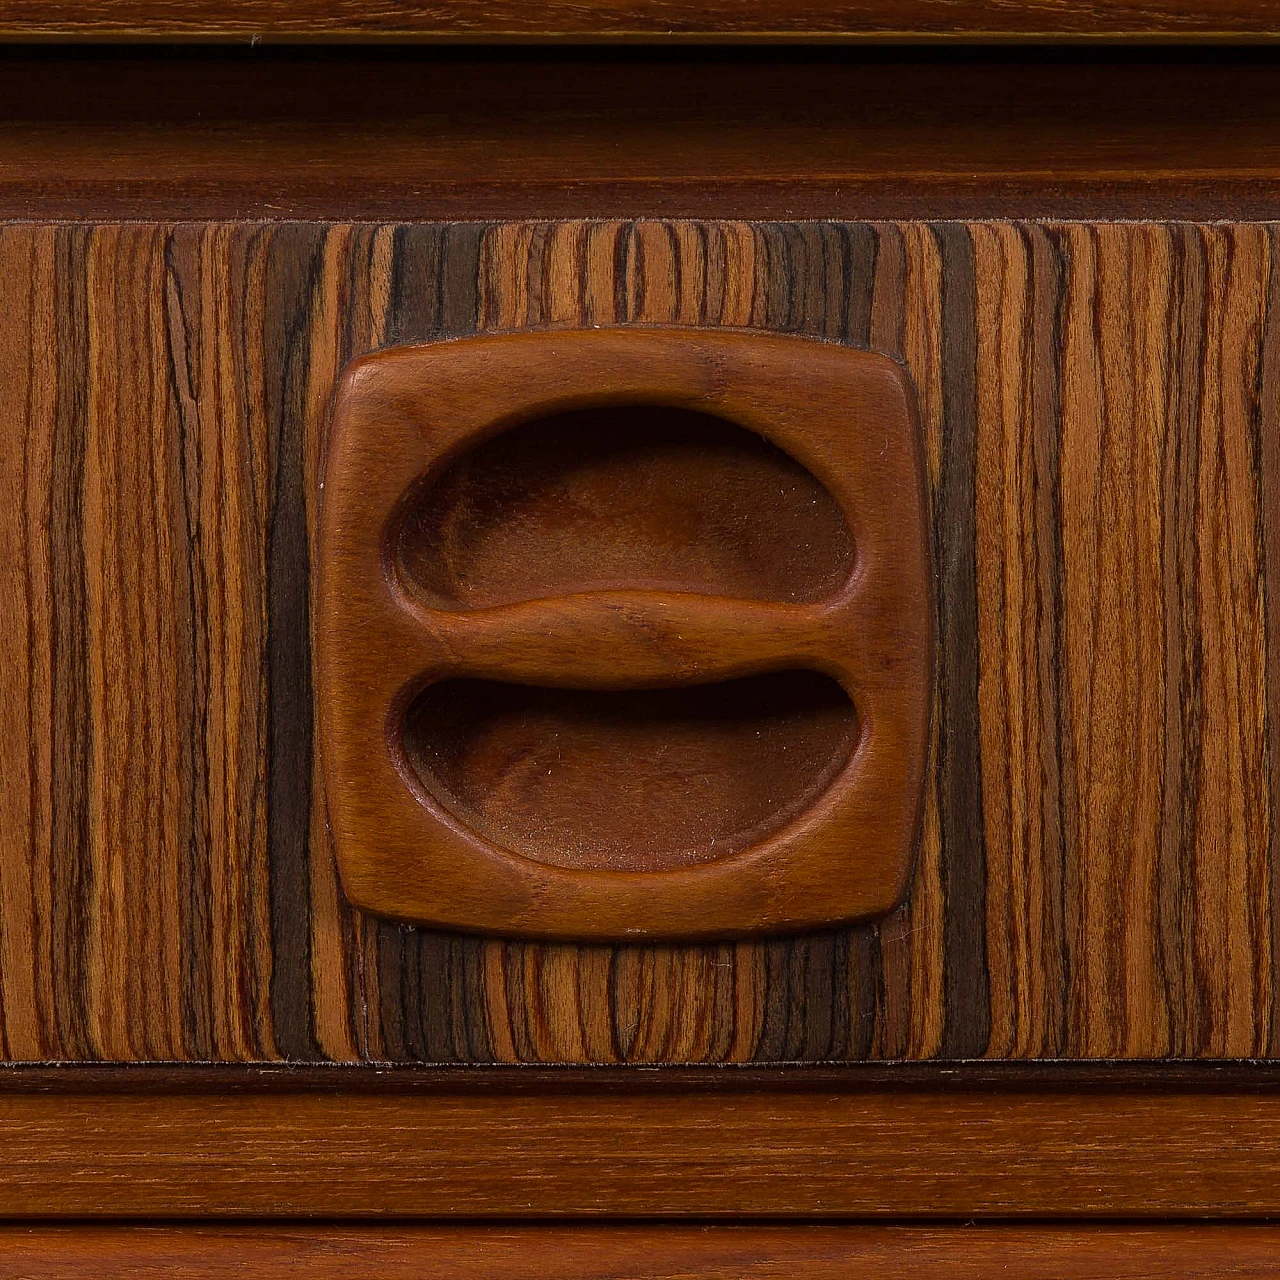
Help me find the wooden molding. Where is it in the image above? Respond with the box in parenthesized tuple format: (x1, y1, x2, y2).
(2, 0, 1280, 41)
(4, 1225, 1280, 1278)
(7, 1060, 1280, 1091)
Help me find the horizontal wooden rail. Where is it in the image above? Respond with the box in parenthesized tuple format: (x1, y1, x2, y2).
(3, 55, 1280, 219)
(1, 1065, 1280, 1216)
(4, 1225, 1280, 1278)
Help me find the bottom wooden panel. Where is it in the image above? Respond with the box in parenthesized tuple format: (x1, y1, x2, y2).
(5, 1070, 1280, 1217)
(1, 1225, 1279, 1279)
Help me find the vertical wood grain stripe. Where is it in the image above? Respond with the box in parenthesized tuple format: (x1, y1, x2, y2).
(0, 220, 1278, 1062)
(0, 226, 58, 1060)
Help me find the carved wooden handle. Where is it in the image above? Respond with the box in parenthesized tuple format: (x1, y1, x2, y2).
(317, 327, 932, 940)
(399, 588, 866, 690)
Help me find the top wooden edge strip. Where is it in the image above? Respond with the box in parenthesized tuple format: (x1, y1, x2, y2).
(1, 0, 1280, 42)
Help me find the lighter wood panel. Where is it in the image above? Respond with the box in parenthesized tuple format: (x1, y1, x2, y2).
(974, 222, 1062, 1059)
(887, 221, 949, 1059)
(1, 219, 1278, 1062)
(1189, 225, 1272, 1057)
(162, 225, 277, 1062)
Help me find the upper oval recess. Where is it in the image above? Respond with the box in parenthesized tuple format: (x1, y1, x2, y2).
(394, 403, 855, 609)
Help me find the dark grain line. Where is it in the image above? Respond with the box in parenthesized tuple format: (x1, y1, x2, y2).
(1030, 223, 1069, 1055)
(265, 226, 326, 1061)
(162, 228, 214, 1061)
(932, 222, 990, 1058)
(49, 226, 92, 1062)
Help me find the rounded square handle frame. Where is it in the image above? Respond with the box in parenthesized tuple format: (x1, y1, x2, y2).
(317, 327, 932, 940)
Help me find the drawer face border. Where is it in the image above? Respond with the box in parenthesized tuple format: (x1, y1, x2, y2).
(4, 217, 1280, 1066)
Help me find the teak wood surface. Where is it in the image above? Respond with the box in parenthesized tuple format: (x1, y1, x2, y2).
(3, 218, 1280, 1062)
(5, 27, 1280, 1256)
(4, 1224, 1280, 1277)
(318, 329, 931, 937)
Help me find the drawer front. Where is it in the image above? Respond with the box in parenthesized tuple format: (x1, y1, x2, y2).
(1, 218, 1276, 1063)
